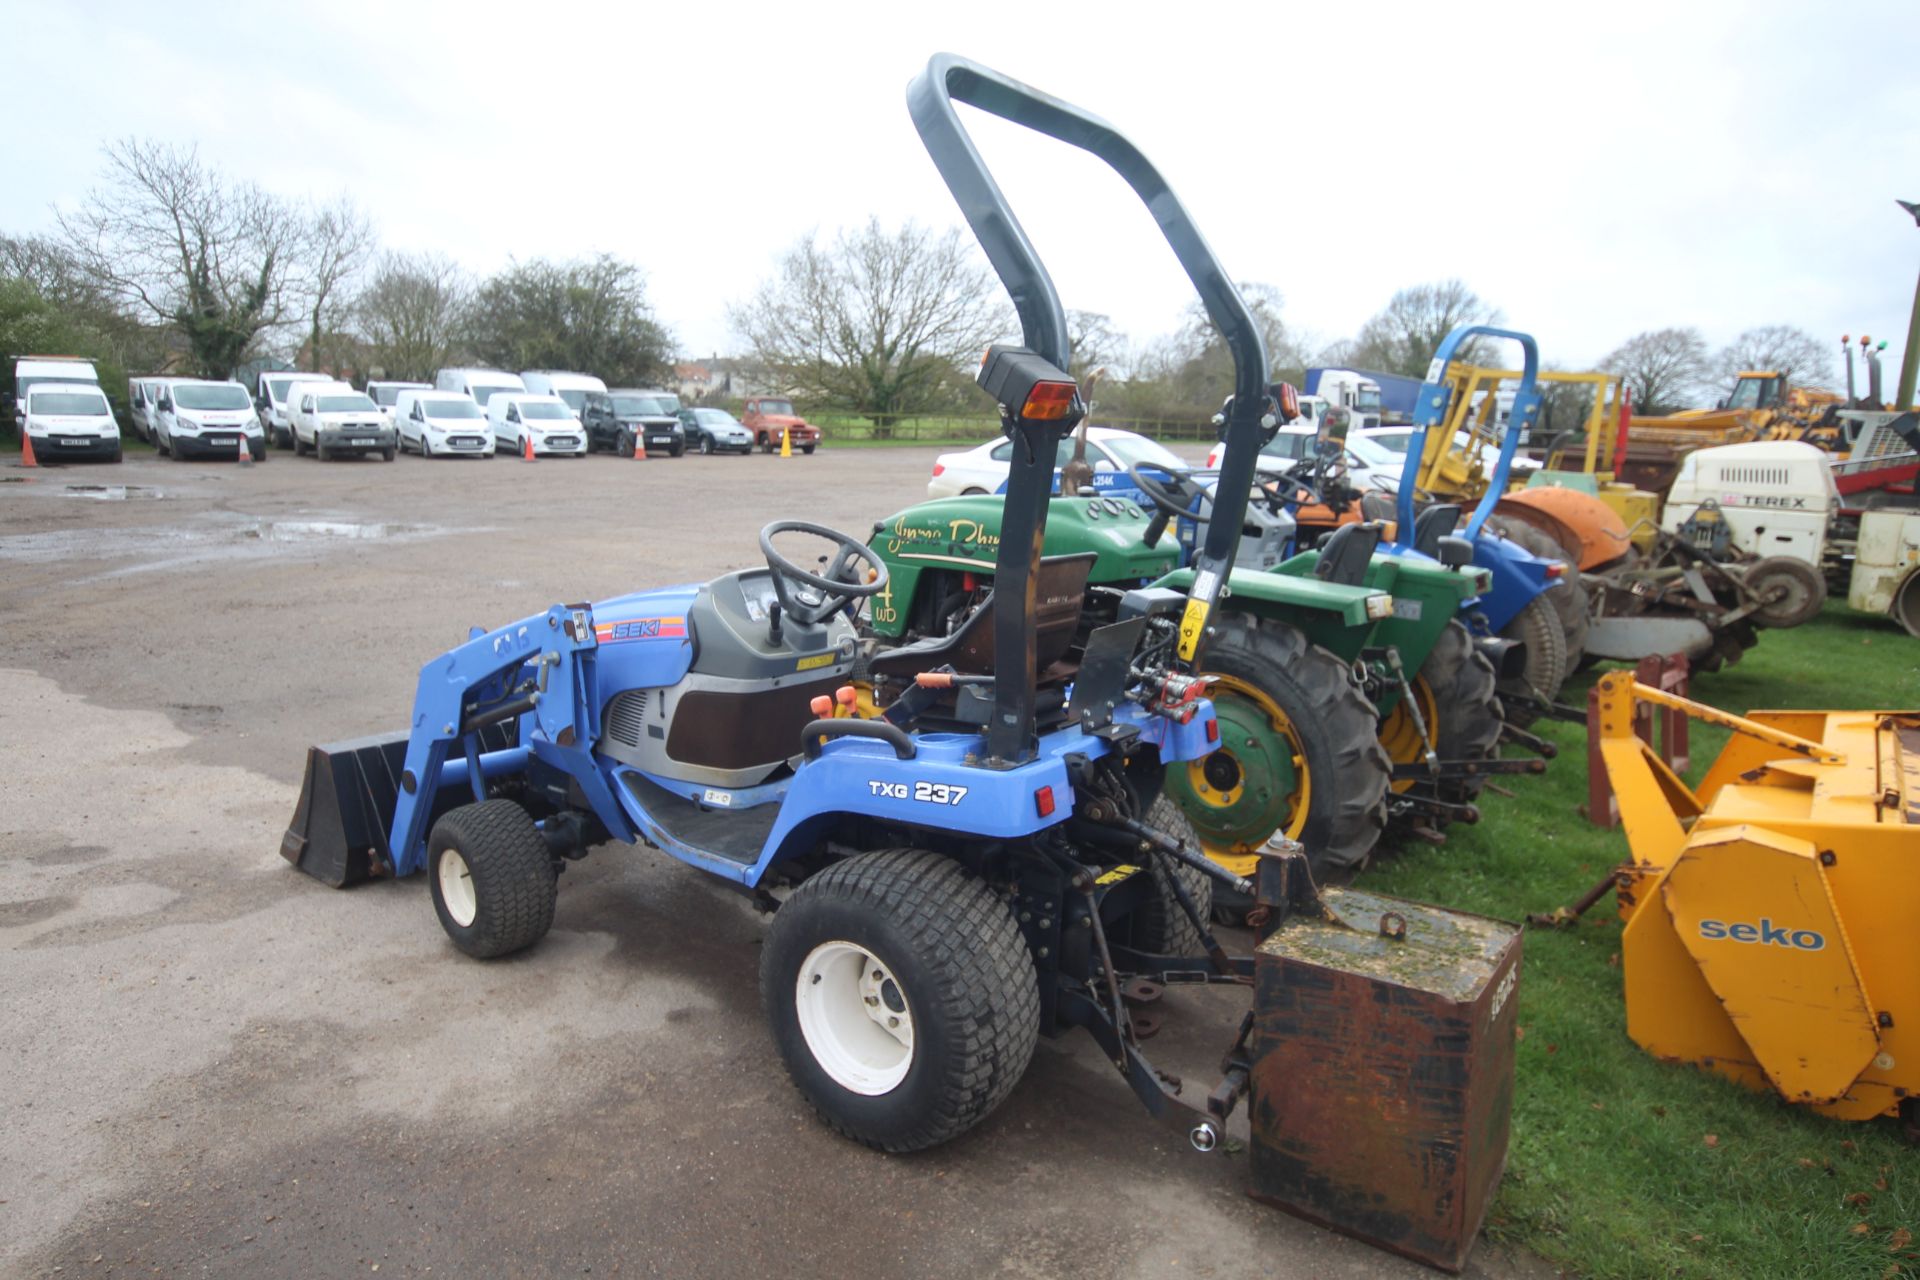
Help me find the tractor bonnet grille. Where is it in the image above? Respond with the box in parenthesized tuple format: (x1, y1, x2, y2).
(606, 690, 651, 748)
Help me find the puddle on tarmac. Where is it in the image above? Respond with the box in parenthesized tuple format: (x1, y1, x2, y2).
(0, 513, 477, 577)
(244, 520, 431, 542)
(64, 485, 162, 501)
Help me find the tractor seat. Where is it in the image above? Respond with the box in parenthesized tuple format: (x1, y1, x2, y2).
(1314, 522, 1383, 588)
(1411, 504, 1462, 559)
(1359, 491, 1399, 524)
(867, 553, 1097, 681)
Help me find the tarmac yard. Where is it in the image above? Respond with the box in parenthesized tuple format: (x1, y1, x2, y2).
(0, 449, 1546, 1279)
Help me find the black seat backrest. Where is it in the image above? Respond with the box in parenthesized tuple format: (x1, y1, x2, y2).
(868, 553, 1097, 680)
(1358, 490, 1398, 523)
(1313, 521, 1382, 588)
(1411, 503, 1462, 559)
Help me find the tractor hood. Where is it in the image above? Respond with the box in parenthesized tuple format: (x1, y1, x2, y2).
(865, 493, 1180, 638)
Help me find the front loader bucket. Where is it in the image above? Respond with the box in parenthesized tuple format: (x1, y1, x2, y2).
(1247, 888, 1521, 1273)
(281, 723, 520, 887)
(281, 731, 410, 887)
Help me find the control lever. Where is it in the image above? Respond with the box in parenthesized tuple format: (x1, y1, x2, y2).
(767, 600, 783, 647)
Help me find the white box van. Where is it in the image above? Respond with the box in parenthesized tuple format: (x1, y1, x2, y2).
(12, 356, 101, 430)
(519, 370, 607, 415)
(365, 380, 432, 423)
(435, 368, 525, 411)
(488, 393, 586, 457)
(24, 382, 120, 462)
(394, 388, 494, 458)
(256, 371, 337, 449)
(153, 380, 268, 461)
(289, 383, 396, 461)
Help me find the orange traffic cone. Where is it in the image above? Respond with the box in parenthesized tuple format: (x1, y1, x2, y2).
(19, 432, 37, 468)
(237, 435, 253, 466)
(632, 431, 645, 460)
(522, 433, 535, 463)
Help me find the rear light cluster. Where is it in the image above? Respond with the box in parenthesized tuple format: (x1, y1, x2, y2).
(931, 463, 946, 477)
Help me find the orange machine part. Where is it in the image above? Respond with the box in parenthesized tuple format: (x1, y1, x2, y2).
(1495, 490, 1632, 572)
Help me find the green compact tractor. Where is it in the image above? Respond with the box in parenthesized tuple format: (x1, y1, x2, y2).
(862, 478, 1547, 884)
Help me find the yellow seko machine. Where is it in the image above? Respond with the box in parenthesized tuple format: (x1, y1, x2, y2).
(1592, 671, 1918, 1132)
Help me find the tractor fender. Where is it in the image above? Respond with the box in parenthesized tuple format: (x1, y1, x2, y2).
(1152, 565, 1383, 629)
(1495, 490, 1631, 572)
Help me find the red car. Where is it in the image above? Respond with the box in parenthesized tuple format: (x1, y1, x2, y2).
(740, 397, 820, 454)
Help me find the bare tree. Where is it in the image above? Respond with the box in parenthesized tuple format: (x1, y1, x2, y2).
(356, 252, 472, 382)
(1348, 280, 1504, 376)
(1601, 326, 1711, 415)
(467, 254, 673, 387)
(56, 139, 304, 378)
(729, 219, 1011, 426)
(1066, 309, 1127, 381)
(1711, 324, 1834, 394)
(298, 196, 375, 373)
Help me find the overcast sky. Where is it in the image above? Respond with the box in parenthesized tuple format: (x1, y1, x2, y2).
(9, 1, 1918, 382)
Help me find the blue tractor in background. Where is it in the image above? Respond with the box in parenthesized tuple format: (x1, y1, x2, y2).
(1382, 326, 1577, 720)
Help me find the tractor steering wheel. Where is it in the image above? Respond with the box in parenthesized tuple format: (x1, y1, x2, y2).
(1128, 463, 1211, 548)
(759, 520, 889, 626)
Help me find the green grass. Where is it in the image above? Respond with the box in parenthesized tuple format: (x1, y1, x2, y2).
(1353, 605, 1920, 1279)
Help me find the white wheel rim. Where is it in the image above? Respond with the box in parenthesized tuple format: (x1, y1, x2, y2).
(438, 848, 478, 927)
(795, 941, 914, 1095)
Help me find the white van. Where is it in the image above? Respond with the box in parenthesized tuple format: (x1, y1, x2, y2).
(394, 388, 494, 458)
(435, 368, 525, 411)
(23, 382, 120, 462)
(487, 393, 586, 457)
(13, 357, 101, 430)
(153, 380, 268, 461)
(128, 377, 158, 441)
(289, 383, 396, 461)
(256, 370, 337, 449)
(519, 370, 607, 415)
(365, 380, 432, 423)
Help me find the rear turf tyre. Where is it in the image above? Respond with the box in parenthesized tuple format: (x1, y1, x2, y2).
(762, 848, 1039, 1153)
(1491, 517, 1589, 666)
(1165, 612, 1390, 876)
(1496, 595, 1567, 727)
(426, 799, 557, 959)
(1132, 793, 1212, 955)
(1383, 620, 1505, 828)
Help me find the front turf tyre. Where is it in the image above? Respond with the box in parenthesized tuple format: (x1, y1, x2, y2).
(1165, 613, 1390, 877)
(1497, 595, 1567, 726)
(762, 849, 1039, 1153)
(1132, 793, 1212, 955)
(426, 799, 557, 960)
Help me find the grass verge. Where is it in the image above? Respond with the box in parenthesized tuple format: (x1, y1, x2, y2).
(1355, 605, 1919, 1279)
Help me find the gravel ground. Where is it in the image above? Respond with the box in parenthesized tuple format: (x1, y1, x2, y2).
(0, 445, 1554, 1279)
